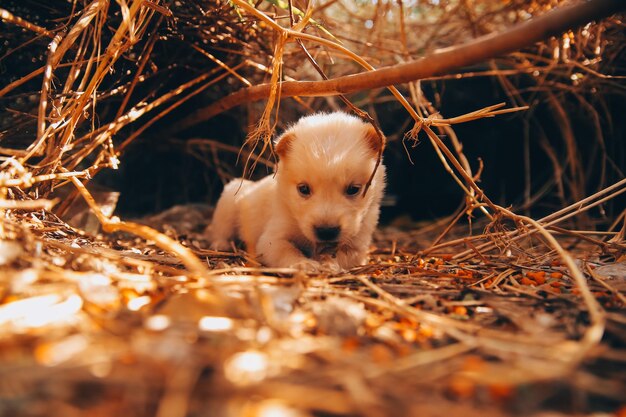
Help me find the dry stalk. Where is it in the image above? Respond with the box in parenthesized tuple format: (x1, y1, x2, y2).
(453, 178, 626, 259)
(22, 0, 159, 168)
(0, 170, 90, 189)
(0, 7, 55, 38)
(0, 199, 57, 210)
(497, 207, 606, 362)
(175, 0, 625, 124)
(31, 0, 109, 159)
(396, 1, 481, 233)
(240, 31, 288, 177)
(114, 17, 163, 119)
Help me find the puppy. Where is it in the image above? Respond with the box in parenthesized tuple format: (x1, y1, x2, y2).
(208, 112, 386, 271)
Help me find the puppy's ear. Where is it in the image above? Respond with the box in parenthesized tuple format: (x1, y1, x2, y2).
(363, 125, 385, 156)
(275, 132, 295, 160)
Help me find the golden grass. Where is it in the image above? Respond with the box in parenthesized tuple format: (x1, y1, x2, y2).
(0, 0, 625, 415)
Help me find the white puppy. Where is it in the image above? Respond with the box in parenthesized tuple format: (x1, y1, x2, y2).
(208, 112, 386, 271)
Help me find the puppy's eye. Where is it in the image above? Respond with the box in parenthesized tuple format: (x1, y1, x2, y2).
(345, 184, 362, 197)
(297, 183, 311, 197)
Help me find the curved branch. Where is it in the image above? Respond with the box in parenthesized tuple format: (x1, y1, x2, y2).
(174, 0, 624, 132)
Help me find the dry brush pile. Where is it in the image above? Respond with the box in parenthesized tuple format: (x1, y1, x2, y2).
(0, 0, 625, 416)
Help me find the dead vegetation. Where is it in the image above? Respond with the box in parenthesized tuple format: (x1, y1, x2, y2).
(0, 0, 625, 416)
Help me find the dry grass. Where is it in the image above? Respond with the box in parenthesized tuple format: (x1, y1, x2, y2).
(0, 0, 625, 416)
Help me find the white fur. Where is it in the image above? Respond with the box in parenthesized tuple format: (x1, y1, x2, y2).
(208, 112, 386, 271)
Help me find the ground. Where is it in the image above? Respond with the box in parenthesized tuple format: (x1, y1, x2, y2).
(0, 204, 624, 417)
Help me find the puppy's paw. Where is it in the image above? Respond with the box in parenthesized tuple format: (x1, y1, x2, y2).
(289, 259, 324, 273)
(289, 258, 343, 274)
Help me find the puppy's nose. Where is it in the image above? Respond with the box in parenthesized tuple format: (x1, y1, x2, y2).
(314, 225, 341, 242)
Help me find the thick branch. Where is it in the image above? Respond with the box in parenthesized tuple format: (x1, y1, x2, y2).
(174, 0, 624, 132)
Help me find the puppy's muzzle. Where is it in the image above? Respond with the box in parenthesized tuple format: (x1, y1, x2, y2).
(314, 225, 341, 242)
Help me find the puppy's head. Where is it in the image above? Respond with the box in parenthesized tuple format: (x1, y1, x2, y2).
(274, 112, 385, 247)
